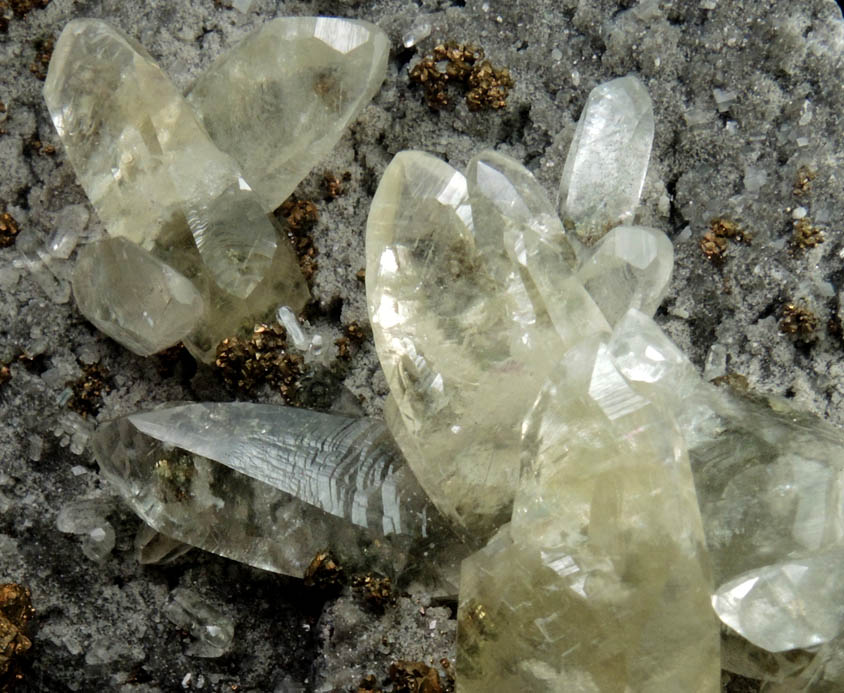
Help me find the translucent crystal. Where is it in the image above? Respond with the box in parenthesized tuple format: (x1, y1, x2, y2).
(575, 225, 673, 324)
(367, 151, 574, 537)
(465, 150, 608, 346)
(608, 309, 844, 652)
(164, 588, 234, 658)
(72, 237, 204, 356)
(186, 17, 389, 212)
(44, 19, 278, 299)
(56, 499, 116, 562)
(93, 402, 462, 583)
(457, 338, 719, 692)
(559, 76, 654, 243)
(134, 524, 193, 565)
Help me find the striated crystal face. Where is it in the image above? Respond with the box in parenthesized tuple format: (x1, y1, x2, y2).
(44, 19, 278, 300)
(187, 17, 389, 212)
(608, 308, 844, 653)
(366, 151, 584, 537)
(457, 338, 719, 692)
(576, 225, 673, 325)
(72, 237, 204, 356)
(93, 402, 463, 585)
(559, 76, 654, 244)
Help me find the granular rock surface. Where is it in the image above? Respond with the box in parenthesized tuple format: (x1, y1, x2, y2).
(0, 0, 843, 690)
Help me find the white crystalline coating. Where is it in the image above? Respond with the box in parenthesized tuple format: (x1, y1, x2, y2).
(576, 225, 673, 324)
(72, 237, 204, 357)
(713, 550, 844, 652)
(43, 19, 278, 299)
(559, 76, 654, 243)
(127, 402, 415, 536)
(187, 17, 389, 212)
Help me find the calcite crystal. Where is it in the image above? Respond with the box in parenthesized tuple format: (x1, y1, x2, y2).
(559, 76, 655, 244)
(72, 237, 203, 357)
(367, 150, 597, 537)
(44, 19, 278, 300)
(93, 402, 460, 582)
(456, 337, 719, 692)
(609, 309, 844, 653)
(187, 17, 389, 212)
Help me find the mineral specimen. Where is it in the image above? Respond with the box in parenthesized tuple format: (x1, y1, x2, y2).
(456, 336, 719, 692)
(164, 587, 234, 658)
(93, 402, 462, 584)
(558, 76, 654, 244)
(0, 584, 35, 690)
(187, 17, 389, 212)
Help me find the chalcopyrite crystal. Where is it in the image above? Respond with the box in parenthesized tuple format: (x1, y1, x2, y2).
(559, 76, 654, 243)
(367, 151, 605, 537)
(93, 402, 459, 582)
(608, 309, 844, 653)
(44, 19, 278, 300)
(456, 337, 719, 692)
(72, 237, 204, 357)
(187, 17, 389, 212)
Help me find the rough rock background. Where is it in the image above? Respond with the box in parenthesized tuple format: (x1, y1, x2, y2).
(1, 0, 843, 690)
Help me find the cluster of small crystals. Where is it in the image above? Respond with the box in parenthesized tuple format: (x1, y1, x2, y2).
(43, 17, 389, 362)
(365, 75, 844, 691)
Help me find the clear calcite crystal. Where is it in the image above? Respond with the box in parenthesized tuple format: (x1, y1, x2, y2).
(93, 402, 457, 581)
(608, 309, 844, 653)
(576, 225, 673, 324)
(457, 337, 719, 692)
(164, 588, 234, 658)
(559, 76, 654, 243)
(367, 151, 597, 537)
(72, 237, 204, 356)
(465, 150, 609, 345)
(187, 17, 389, 212)
(44, 19, 278, 299)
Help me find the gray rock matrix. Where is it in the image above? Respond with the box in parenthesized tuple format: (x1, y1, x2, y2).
(1, 0, 842, 690)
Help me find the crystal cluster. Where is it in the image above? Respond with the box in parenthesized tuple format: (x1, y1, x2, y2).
(44, 17, 388, 361)
(56, 27, 844, 688)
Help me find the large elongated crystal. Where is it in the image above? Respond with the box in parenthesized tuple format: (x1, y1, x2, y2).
(608, 309, 844, 653)
(93, 402, 458, 582)
(187, 17, 389, 212)
(457, 337, 719, 692)
(44, 19, 278, 299)
(559, 76, 654, 243)
(367, 151, 600, 537)
(72, 237, 203, 356)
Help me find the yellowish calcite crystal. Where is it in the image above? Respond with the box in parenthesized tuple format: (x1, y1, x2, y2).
(44, 19, 278, 300)
(457, 336, 720, 693)
(187, 17, 389, 212)
(367, 151, 603, 537)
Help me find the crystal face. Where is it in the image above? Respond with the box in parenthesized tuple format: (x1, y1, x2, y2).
(457, 338, 719, 692)
(187, 17, 389, 212)
(71, 237, 204, 356)
(559, 76, 654, 243)
(44, 19, 278, 300)
(93, 402, 461, 583)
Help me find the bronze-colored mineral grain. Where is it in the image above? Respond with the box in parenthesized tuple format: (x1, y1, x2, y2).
(0, 584, 35, 691)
